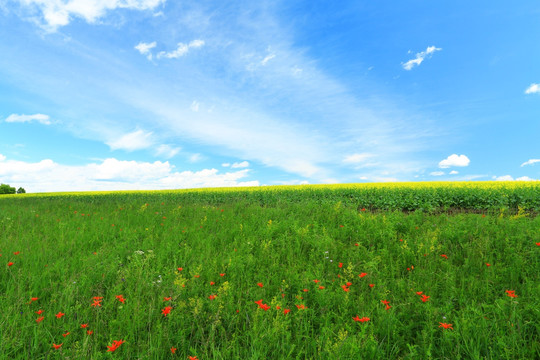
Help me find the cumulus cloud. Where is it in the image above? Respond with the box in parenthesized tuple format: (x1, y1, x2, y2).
(493, 175, 538, 181)
(231, 161, 249, 168)
(449, 170, 459, 175)
(0, 155, 259, 192)
(15, 0, 165, 31)
(135, 41, 157, 60)
(157, 40, 204, 59)
(525, 83, 540, 94)
(521, 159, 540, 167)
(221, 163, 230, 167)
(5, 113, 51, 125)
(430, 171, 444, 176)
(402, 46, 442, 70)
(106, 129, 153, 151)
(438, 154, 470, 168)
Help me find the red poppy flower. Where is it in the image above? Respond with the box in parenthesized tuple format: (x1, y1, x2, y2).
(115, 295, 126, 304)
(162, 306, 172, 316)
(353, 315, 370, 322)
(296, 304, 306, 310)
(505, 290, 518, 298)
(36, 309, 43, 315)
(358, 273, 367, 278)
(189, 356, 199, 360)
(346, 282, 352, 286)
(163, 297, 171, 301)
(486, 263, 491, 267)
(220, 273, 225, 277)
(439, 323, 453, 330)
(440, 254, 448, 259)
(7, 262, 13, 267)
(55, 312, 65, 319)
(171, 347, 177, 354)
(87, 330, 93, 335)
(369, 284, 374, 288)
(313, 279, 320, 283)
(106, 340, 125, 352)
(210, 281, 215, 285)
(421, 295, 430, 302)
(36, 316, 44, 323)
(257, 282, 263, 287)
(319, 286, 325, 289)
(62, 332, 70, 337)
(303, 289, 309, 292)
(355, 243, 359, 246)
(14, 251, 20, 255)
(208, 295, 216, 300)
(341, 285, 350, 292)
(416, 291, 423, 295)
(177, 267, 183, 271)
(52, 343, 62, 350)
(29, 297, 38, 303)
(283, 309, 291, 314)
(81, 324, 88, 328)
(338, 262, 343, 268)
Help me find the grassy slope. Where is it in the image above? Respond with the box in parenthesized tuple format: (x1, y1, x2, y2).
(0, 186, 539, 359)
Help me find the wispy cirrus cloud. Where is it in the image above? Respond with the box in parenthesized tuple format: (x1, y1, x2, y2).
(402, 46, 442, 70)
(156, 40, 204, 59)
(5, 113, 51, 125)
(106, 129, 153, 151)
(135, 41, 157, 60)
(521, 159, 540, 166)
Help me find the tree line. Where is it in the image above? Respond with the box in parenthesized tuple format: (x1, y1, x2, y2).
(0, 183, 26, 194)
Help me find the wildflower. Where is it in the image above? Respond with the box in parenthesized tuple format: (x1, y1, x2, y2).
(14, 251, 20, 255)
(7, 262, 13, 267)
(346, 282, 352, 286)
(106, 340, 125, 352)
(338, 262, 343, 268)
(341, 285, 350, 292)
(381, 300, 391, 310)
(162, 306, 172, 316)
(177, 267, 183, 271)
(52, 343, 62, 350)
(296, 304, 307, 310)
(220, 273, 225, 277)
(440, 254, 448, 259)
(210, 281, 215, 285)
(56, 312, 65, 319)
(439, 323, 453, 330)
(283, 309, 291, 314)
(29, 297, 39, 303)
(313, 279, 320, 283)
(369, 284, 374, 288)
(91, 300, 102, 307)
(189, 356, 199, 360)
(208, 295, 216, 300)
(303, 289, 309, 292)
(171, 347, 177, 354)
(536, 242, 540, 246)
(358, 273, 367, 278)
(421, 295, 430, 303)
(36, 309, 43, 315)
(319, 286, 325, 290)
(486, 263, 491, 267)
(164, 297, 172, 301)
(115, 295, 126, 304)
(81, 324, 88, 328)
(355, 243, 359, 246)
(416, 291, 423, 295)
(87, 330, 93, 335)
(36, 316, 44, 323)
(257, 282, 263, 288)
(194, 275, 200, 278)
(505, 290, 518, 298)
(353, 315, 370, 322)
(62, 332, 70, 337)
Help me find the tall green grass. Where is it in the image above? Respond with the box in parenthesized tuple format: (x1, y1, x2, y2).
(0, 188, 539, 359)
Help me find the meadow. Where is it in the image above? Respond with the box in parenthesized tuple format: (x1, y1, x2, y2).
(1, 182, 539, 359)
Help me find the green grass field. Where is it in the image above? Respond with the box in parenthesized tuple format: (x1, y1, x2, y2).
(1, 183, 539, 359)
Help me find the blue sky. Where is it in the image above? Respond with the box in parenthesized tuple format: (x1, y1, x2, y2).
(0, 0, 539, 192)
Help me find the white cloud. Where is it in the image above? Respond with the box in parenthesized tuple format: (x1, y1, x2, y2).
(261, 53, 275, 65)
(16, 0, 165, 31)
(190, 101, 200, 112)
(449, 170, 458, 175)
(0, 155, 259, 192)
(525, 83, 540, 94)
(516, 176, 538, 181)
(494, 175, 514, 181)
(0, 154, 6, 162)
(155, 144, 180, 159)
(157, 40, 204, 59)
(438, 154, 470, 168)
(5, 113, 51, 125)
(221, 163, 230, 167)
(430, 171, 444, 176)
(521, 159, 540, 167)
(189, 153, 203, 163)
(402, 46, 442, 70)
(106, 129, 153, 151)
(231, 161, 249, 168)
(135, 41, 157, 60)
